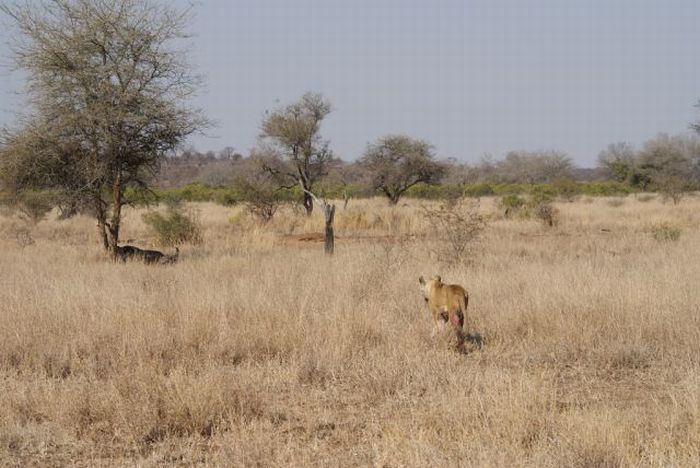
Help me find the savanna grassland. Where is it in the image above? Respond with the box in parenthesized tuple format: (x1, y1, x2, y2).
(0, 195, 699, 467)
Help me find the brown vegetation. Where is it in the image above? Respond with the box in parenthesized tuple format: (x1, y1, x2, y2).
(0, 196, 699, 466)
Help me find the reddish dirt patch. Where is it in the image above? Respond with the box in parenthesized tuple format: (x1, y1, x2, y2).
(283, 233, 416, 247)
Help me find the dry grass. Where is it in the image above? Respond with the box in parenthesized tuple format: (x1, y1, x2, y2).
(0, 196, 699, 466)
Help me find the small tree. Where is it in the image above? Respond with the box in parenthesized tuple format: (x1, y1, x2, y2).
(636, 133, 700, 201)
(235, 171, 283, 223)
(258, 92, 333, 216)
(0, 0, 206, 258)
(598, 142, 636, 183)
(360, 135, 445, 205)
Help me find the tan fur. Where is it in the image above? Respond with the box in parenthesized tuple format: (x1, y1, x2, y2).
(419, 275, 469, 334)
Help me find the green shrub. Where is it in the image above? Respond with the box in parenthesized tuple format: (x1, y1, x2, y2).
(491, 183, 528, 195)
(214, 187, 244, 206)
(499, 194, 526, 218)
(651, 223, 681, 242)
(579, 181, 634, 196)
(500, 194, 525, 209)
(463, 183, 495, 197)
(404, 183, 462, 201)
(529, 185, 556, 205)
(551, 179, 579, 201)
(124, 187, 159, 207)
(142, 203, 202, 246)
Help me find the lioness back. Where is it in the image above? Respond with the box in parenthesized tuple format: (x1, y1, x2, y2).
(419, 275, 469, 332)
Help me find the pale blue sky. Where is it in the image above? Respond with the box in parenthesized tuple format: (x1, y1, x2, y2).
(1, 0, 699, 165)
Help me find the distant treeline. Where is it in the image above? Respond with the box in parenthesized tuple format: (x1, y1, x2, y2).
(142, 131, 700, 207)
(123, 180, 635, 206)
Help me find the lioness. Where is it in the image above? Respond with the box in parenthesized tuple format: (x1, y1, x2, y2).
(419, 275, 469, 334)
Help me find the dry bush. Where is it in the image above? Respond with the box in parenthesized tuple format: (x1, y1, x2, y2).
(244, 196, 280, 224)
(636, 193, 656, 203)
(654, 174, 689, 205)
(13, 226, 35, 248)
(334, 207, 380, 231)
(142, 203, 203, 246)
(422, 199, 485, 265)
(606, 197, 626, 207)
(236, 176, 284, 223)
(650, 222, 681, 242)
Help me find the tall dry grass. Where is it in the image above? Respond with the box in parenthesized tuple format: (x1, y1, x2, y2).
(0, 196, 698, 466)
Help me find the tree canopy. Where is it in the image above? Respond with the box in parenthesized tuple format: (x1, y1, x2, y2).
(0, 0, 206, 254)
(257, 92, 333, 216)
(360, 134, 445, 204)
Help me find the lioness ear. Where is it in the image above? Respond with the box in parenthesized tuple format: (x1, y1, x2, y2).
(435, 275, 442, 282)
(419, 276, 425, 285)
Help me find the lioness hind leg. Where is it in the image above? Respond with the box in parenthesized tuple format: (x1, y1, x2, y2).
(450, 310, 464, 329)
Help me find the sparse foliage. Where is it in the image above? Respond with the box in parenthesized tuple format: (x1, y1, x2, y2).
(236, 171, 283, 223)
(551, 178, 579, 201)
(596, 134, 700, 199)
(598, 142, 636, 183)
(422, 199, 485, 264)
(258, 92, 334, 216)
(636, 134, 700, 201)
(13, 189, 56, 224)
(469, 150, 574, 184)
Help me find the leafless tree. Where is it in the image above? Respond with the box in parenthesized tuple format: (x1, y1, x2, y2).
(219, 146, 242, 161)
(636, 133, 700, 202)
(0, 0, 207, 258)
(496, 150, 574, 184)
(422, 199, 485, 265)
(463, 150, 574, 184)
(360, 134, 445, 204)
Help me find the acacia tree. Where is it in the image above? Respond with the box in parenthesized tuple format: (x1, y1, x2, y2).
(258, 92, 333, 216)
(360, 134, 445, 204)
(0, 0, 206, 257)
